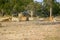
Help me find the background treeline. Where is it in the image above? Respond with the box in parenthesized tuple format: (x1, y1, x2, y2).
(0, 0, 60, 17)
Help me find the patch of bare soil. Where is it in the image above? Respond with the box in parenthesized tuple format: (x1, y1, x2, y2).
(0, 22, 60, 40)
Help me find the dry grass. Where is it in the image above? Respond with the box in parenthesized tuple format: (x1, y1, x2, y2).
(0, 22, 60, 40)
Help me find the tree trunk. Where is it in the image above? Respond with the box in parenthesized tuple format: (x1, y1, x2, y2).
(49, 0, 53, 21)
(50, 7, 52, 18)
(1, 9, 4, 16)
(31, 10, 33, 17)
(49, 7, 53, 21)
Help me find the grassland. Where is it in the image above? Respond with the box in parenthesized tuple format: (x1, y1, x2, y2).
(0, 22, 60, 40)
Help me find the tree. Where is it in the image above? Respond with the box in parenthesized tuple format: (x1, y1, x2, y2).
(0, 0, 33, 16)
(43, 0, 58, 21)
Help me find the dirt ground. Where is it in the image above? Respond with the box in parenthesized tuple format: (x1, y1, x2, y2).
(0, 21, 60, 40)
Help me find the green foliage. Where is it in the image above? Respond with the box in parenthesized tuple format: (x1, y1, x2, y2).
(43, 0, 60, 17)
(0, 0, 60, 17)
(0, 0, 33, 16)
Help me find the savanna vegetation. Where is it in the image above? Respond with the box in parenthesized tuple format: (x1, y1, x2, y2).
(0, 0, 60, 17)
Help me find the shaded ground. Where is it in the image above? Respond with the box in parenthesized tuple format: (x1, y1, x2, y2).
(0, 21, 60, 40)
